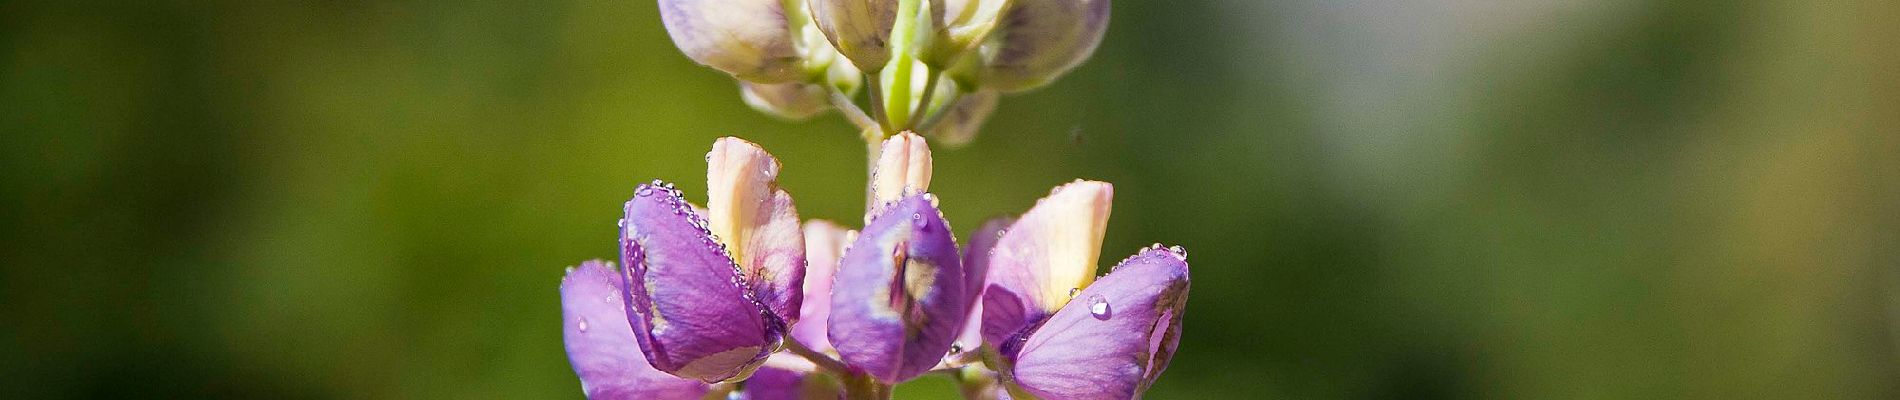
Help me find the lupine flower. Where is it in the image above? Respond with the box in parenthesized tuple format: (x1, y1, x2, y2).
(560, 261, 710, 399)
(958, 0, 1112, 92)
(586, 137, 808, 385)
(981, 181, 1190, 399)
(945, 216, 1014, 368)
(826, 133, 974, 383)
(829, 193, 968, 383)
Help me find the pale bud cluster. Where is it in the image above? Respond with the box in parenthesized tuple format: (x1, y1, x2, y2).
(659, 0, 1112, 146)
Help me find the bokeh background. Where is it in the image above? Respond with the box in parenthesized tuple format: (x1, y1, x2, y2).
(3, 0, 1896, 398)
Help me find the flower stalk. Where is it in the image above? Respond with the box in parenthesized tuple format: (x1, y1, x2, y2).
(563, 1, 1179, 399)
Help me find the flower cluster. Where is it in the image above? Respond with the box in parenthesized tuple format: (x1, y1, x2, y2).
(561, 1, 1183, 399)
(657, 0, 1110, 144)
(563, 135, 1187, 399)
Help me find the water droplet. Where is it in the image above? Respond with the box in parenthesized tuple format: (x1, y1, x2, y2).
(949, 343, 964, 354)
(577, 318, 590, 332)
(1088, 295, 1111, 320)
(994, 229, 1007, 239)
(616, 218, 627, 228)
(1068, 287, 1081, 298)
(636, 186, 652, 197)
(726, 390, 744, 400)
(1167, 245, 1187, 258)
(910, 213, 926, 228)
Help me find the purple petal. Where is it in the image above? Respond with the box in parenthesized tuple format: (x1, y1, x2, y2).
(1002, 246, 1189, 400)
(706, 137, 807, 327)
(953, 217, 1014, 356)
(980, 181, 1113, 347)
(622, 182, 781, 383)
(738, 365, 844, 400)
(792, 220, 855, 352)
(828, 195, 967, 383)
(562, 261, 710, 399)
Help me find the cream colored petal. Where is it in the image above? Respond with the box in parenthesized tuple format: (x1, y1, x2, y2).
(705, 137, 807, 321)
(868, 132, 935, 215)
(989, 180, 1112, 313)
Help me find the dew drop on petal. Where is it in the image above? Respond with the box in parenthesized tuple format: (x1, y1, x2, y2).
(1168, 245, 1188, 258)
(949, 343, 964, 354)
(1068, 287, 1081, 299)
(1088, 295, 1111, 320)
(910, 213, 924, 227)
(726, 390, 744, 400)
(577, 317, 590, 332)
(636, 186, 652, 197)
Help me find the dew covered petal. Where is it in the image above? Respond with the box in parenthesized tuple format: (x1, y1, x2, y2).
(706, 137, 807, 325)
(952, 216, 1013, 356)
(869, 132, 935, 214)
(1002, 247, 1188, 400)
(828, 195, 967, 383)
(980, 180, 1112, 346)
(561, 261, 711, 399)
(622, 182, 780, 383)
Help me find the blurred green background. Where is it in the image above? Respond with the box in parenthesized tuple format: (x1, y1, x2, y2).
(3, 0, 1896, 398)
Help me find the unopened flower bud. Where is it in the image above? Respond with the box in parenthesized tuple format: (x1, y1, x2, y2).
(925, 90, 998, 147)
(659, 0, 803, 83)
(964, 0, 1111, 92)
(806, 0, 900, 72)
(924, 0, 1012, 66)
(869, 132, 934, 211)
(740, 81, 831, 120)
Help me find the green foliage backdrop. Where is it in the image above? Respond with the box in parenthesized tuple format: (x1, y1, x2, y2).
(2, 0, 1894, 398)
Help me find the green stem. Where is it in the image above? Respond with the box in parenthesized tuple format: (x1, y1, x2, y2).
(784, 338, 853, 375)
(829, 89, 881, 133)
(867, 73, 890, 130)
(909, 70, 941, 131)
(882, 0, 921, 130)
(842, 373, 893, 400)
